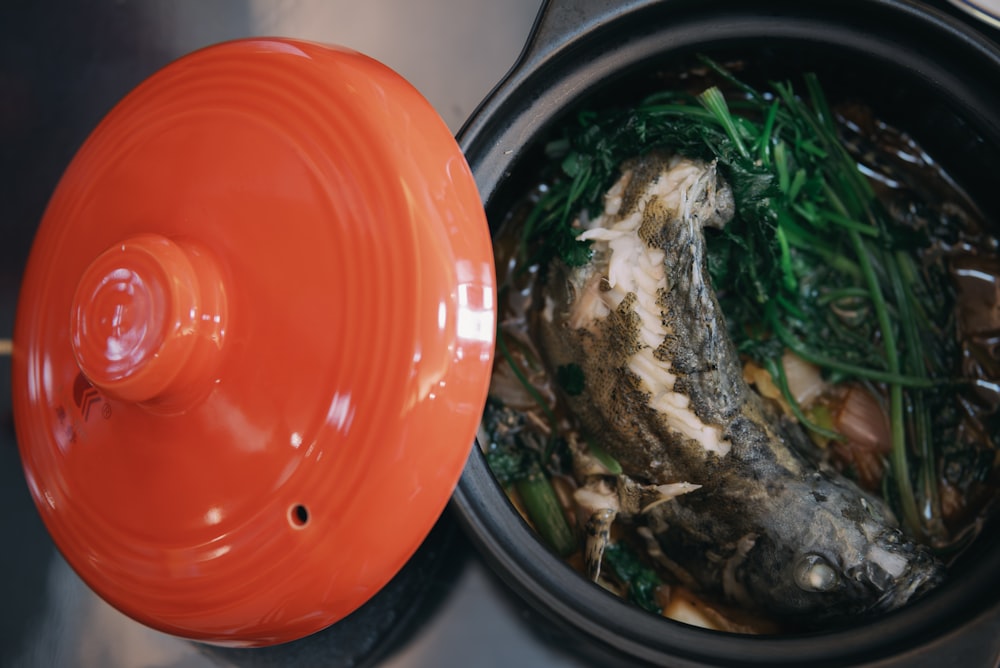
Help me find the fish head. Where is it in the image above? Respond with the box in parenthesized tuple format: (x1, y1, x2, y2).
(735, 473, 943, 624)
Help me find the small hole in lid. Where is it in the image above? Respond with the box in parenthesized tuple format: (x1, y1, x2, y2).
(289, 504, 309, 529)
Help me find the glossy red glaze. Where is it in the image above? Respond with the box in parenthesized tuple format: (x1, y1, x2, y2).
(12, 38, 495, 646)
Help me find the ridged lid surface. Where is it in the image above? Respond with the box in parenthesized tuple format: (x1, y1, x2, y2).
(12, 37, 495, 646)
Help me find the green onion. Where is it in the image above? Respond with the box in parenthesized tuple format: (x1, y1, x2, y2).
(515, 471, 577, 557)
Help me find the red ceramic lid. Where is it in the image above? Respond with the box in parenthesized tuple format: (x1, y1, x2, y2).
(12, 38, 496, 646)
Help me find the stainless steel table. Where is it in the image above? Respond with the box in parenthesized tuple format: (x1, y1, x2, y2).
(2, 2, 998, 667)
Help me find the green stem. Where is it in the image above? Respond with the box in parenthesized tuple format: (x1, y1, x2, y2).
(515, 472, 577, 557)
(889, 248, 941, 541)
(817, 287, 872, 304)
(771, 319, 934, 388)
(775, 224, 797, 292)
(758, 99, 780, 165)
(698, 87, 750, 160)
(847, 230, 922, 535)
(640, 102, 718, 124)
(809, 78, 930, 534)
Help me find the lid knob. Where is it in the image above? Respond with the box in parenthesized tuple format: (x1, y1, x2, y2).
(70, 233, 227, 411)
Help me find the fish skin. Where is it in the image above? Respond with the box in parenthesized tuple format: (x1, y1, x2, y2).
(535, 152, 942, 623)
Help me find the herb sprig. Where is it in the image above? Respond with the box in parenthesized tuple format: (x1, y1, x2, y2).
(522, 57, 957, 543)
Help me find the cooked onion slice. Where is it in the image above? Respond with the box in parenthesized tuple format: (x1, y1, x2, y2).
(781, 350, 826, 408)
(830, 386, 892, 491)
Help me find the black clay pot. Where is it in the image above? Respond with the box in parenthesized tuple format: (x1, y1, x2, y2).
(453, 1, 1000, 666)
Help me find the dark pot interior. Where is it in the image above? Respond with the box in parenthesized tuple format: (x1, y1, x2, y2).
(454, 1, 1000, 666)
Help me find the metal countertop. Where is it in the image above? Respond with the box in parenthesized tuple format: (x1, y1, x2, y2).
(1, 2, 998, 667)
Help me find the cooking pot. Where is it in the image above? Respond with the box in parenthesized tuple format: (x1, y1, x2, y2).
(452, 0, 1000, 666)
(10, 0, 1000, 665)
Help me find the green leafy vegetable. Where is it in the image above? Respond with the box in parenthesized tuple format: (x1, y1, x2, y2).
(521, 56, 959, 543)
(603, 541, 664, 614)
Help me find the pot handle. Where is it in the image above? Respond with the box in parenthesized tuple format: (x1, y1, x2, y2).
(510, 0, 659, 84)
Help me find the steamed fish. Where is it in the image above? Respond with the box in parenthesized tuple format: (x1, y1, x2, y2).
(535, 151, 942, 623)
